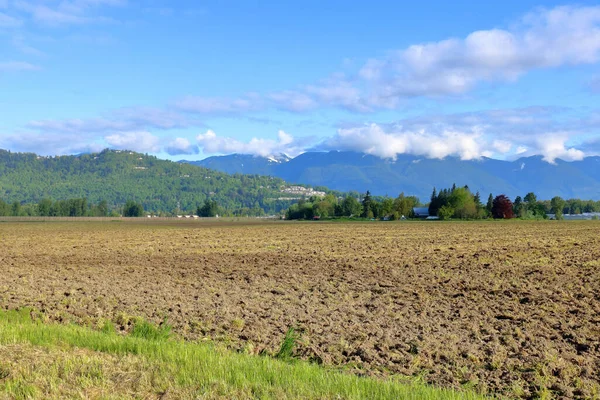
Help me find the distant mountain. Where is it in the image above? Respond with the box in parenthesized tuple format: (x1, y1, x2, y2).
(0, 149, 322, 214)
(186, 151, 600, 200)
(182, 153, 291, 176)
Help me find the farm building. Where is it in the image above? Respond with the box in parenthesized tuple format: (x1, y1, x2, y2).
(413, 207, 430, 218)
(546, 212, 600, 220)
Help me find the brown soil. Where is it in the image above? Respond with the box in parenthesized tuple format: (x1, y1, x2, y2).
(1, 220, 599, 398)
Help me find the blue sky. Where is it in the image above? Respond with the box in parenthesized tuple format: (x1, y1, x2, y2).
(1, 0, 600, 163)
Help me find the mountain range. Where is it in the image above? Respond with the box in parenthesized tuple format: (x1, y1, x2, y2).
(184, 151, 600, 201)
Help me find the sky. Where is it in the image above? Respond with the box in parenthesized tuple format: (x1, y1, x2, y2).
(1, 0, 600, 163)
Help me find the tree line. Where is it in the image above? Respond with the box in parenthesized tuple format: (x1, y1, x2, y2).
(286, 192, 420, 220)
(0, 197, 255, 218)
(0, 198, 146, 217)
(3, 185, 600, 220)
(284, 184, 600, 220)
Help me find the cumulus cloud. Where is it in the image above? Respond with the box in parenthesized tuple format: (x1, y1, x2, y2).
(104, 131, 161, 153)
(9, 104, 596, 162)
(165, 137, 198, 155)
(359, 5, 600, 102)
(196, 130, 305, 157)
(12, 106, 205, 156)
(169, 6, 600, 115)
(322, 123, 487, 160)
(536, 134, 585, 163)
(0, 131, 105, 155)
(320, 106, 599, 162)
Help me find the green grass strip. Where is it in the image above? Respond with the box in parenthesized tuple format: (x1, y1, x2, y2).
(0, 309, 487, 399)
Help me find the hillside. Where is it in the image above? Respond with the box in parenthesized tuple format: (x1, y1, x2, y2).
(0, 149, 324, 214)
(186, 152, 600, 200)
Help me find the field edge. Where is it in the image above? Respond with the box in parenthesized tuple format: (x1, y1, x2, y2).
(0, 308, 486, 400)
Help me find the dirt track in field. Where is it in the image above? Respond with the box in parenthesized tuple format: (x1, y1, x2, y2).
(1, 220, 599, 398)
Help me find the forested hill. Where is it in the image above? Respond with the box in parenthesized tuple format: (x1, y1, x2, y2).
(0, 149, 321, 214)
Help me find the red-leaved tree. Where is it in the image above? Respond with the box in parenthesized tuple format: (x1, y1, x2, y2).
(492, 195, 514, 219)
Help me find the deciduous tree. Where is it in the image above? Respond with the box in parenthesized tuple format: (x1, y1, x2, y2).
(492, 195, 514, 219)
(123, 200, 144, 217)
(551, 196, 566, 220)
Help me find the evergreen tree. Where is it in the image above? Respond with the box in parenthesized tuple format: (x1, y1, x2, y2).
(474, 191, 482, 208)
(361, 191, 373, 218)
(513, 196, 523, 217)
(428, 187, 438, 216)
(486, 193, 494, 215)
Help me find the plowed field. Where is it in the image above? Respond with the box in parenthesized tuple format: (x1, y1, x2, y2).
(1, 220, 599, 398)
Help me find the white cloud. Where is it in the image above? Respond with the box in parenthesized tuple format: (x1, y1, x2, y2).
(11, 35, 45, 56)
(323, 123, 487, 160)
(357, 5, 600, 102)
(165, 137, 198, 155)
(493, 140, 513, 153)
(27, 107, 192, 133)
(320, 106, 599, 162)
(0, 131, 105, 155)
(170, 6, 600, 116)
(174, 95, 262, 114)
(12, 0, 123, 26)
(268, 91, 317, 112)
(196, 130, 304, 157)
(58, 0, 126, 14)
(536, 134, 585, 163)
(305, 78, 369, 112)
(0, 61, 40, 71)
(11, 104, 596, 162)
(104, 131, 161, 153)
